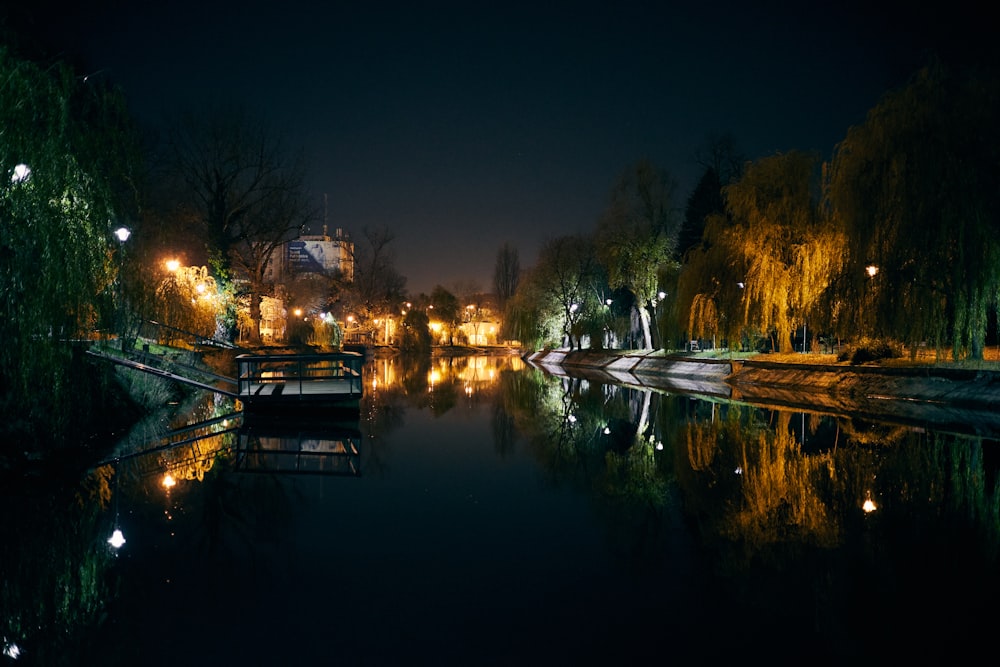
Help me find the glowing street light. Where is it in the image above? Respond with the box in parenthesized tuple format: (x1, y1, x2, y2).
(165, 259, 180, 272)
(866, 265, 879, 278)
(114, 226, 131, 243)
(10, 163, 30, 183)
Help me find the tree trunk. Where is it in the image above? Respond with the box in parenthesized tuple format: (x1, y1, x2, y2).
(248, 292, 262, 345)
(638, 304, 653, 350)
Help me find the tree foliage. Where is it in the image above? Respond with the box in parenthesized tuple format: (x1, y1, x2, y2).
(493, 242, 520, 311)
(343, 225, 406, 338)
(596, 159, 681, 349)
(825, 62, 1000, 358)
(429, 285, 461, 345)
(722, 151, 843, 353)
(527, 234, 603, 349)
(0, 46, 140, 440)
(166, 106, 314, 344)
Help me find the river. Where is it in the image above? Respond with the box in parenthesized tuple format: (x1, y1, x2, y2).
(2, 353, 997, 665)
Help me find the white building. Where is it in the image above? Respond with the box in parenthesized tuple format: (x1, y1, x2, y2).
(264, 228, 354, 282)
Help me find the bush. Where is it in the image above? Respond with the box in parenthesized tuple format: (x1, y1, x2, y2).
(839, 339, 900, 365)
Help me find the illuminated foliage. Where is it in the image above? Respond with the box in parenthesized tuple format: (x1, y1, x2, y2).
(526, 234, 603, 349)
(166, 107, 314, 344)
(721, 151, 844, 352)
(0, 46, 139, 439)
(596, 160, 682, 349)
(155, 265, 225, 340)
(675, 212, 748, 347)
(430, 285, 461, 345)
(825, 62, 1000, 358)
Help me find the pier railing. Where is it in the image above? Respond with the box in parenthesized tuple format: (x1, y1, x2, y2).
(236, 352, 364, 403)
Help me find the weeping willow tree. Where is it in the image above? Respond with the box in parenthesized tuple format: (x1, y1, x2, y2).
(675, 212, 749, 349)
(596, 160, 682, 350)
(825, 61, 1000, 359)
(0, 46, 139, 444)
(721, 151, 845, 353)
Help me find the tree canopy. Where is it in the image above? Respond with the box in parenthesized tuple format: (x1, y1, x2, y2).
(825, 62, 1000, 358)
(1, 46, 140, 441)
(596, 159, 681, 349)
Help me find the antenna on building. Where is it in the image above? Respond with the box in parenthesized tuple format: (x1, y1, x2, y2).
(323, 193, 329, 238)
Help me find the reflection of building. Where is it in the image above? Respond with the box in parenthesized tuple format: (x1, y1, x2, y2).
(264, 228, 354, 282)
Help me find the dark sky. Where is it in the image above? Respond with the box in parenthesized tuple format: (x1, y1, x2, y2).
(6, 0, 985, 295)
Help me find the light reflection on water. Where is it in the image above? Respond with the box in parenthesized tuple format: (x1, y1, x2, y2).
(2, 354, 998, 665)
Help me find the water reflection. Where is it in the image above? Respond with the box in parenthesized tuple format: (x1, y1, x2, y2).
(2, 353, 998, 663)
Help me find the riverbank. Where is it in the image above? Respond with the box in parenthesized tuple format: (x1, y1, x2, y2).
(526, 349, 1000, 437)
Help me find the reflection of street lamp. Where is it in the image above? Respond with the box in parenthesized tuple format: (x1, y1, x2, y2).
(862, 490, 877, 513)
(108, 458, 126, 550)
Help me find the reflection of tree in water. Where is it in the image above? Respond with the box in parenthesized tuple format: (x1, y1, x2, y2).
(490, 398, 518, 459)
(503, 368, 677, 570)
(513, 364, 1000, 634)
(0, 468, 114, 662)
(673, 402, 1000, 589)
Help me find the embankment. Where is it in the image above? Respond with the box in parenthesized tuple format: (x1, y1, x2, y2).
(526, 349, 1000, 437)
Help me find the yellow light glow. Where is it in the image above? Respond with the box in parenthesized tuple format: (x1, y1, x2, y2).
(166, 259, 180, 272)
(866, 265, 879, 277)
(162, 473, 176, 489)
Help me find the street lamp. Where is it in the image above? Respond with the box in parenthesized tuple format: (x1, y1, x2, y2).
(114, 227, 131, 350)
(10, 163, 31, 183)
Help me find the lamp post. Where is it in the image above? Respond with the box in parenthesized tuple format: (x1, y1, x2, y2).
(114, 227, 131, 351)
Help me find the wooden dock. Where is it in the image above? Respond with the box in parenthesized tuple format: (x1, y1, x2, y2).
(236, 351, 364, 415)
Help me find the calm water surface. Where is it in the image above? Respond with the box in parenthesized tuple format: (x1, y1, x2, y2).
(3, 354, 998, 665)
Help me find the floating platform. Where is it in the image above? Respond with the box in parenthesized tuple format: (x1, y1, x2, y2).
(236, 351, 364, 415)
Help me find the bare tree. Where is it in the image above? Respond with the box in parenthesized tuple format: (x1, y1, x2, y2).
(345, 225, 407, 337)
(493, 242, 520, 310)
(167, 105, 315, 344)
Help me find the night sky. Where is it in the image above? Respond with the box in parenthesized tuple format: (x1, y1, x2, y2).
(7, 1, 984, 295)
